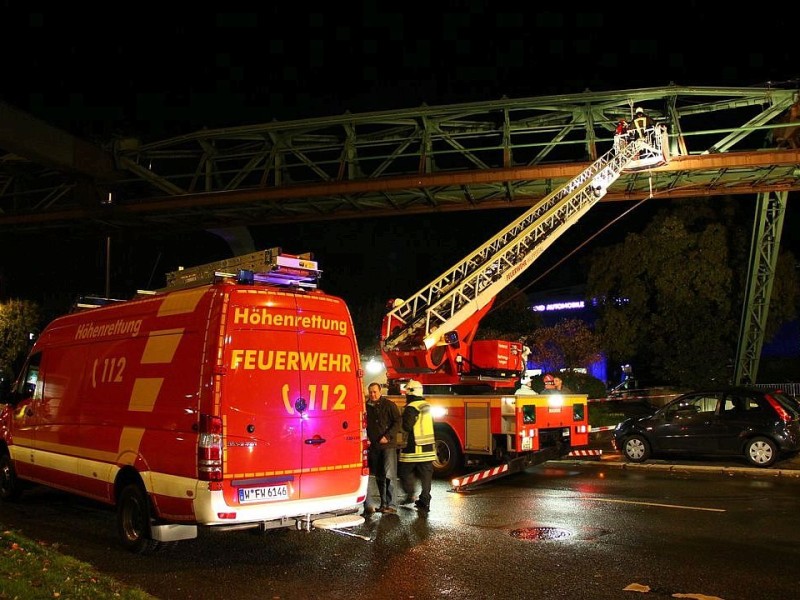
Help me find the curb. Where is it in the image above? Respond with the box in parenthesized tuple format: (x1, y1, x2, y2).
(549, 457, 800, 479)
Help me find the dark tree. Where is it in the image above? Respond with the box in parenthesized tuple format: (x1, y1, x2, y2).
(586, 197, 798, 387)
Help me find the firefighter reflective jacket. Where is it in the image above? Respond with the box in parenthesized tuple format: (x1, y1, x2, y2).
(399, 398, 436, 462)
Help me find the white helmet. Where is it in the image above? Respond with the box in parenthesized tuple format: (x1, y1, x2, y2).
(635, 107, 644, 114)
(404, 380, 424, 396)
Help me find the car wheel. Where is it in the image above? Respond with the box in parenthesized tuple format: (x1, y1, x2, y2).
(622, 434, 650, 463)
(0, 453, 23, 501)
(745, 436, 777, 468)
(433, 428, 462, 478)
(116, 483, 160, 554)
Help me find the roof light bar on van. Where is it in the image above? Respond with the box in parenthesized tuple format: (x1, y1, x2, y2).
(252, 271, 318, 288)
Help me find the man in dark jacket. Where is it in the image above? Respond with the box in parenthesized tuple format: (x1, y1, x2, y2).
(365, 382, 402, 514)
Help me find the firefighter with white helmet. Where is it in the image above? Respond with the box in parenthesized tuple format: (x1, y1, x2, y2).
(398, 380, 435, 512)
(632, 106, 654, 139)
(515, 375, 538, 396)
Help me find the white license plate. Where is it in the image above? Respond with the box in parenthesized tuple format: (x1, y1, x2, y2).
(238, 484, 288, 504)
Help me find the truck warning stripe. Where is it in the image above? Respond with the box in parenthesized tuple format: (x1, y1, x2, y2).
(566, 449, 603, 458)
(451, 464, 509, 490)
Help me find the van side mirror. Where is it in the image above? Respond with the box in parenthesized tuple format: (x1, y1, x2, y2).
(0, 381, 33, 406)
(21, 382, 35, 400)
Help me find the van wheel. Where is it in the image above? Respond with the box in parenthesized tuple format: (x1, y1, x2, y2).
(745, 436, 777, 468)
(0, 454, 22, 501)
(117, 483, 159, 554)
(433, 429, 462, 478)
(621, 434, 650, 463)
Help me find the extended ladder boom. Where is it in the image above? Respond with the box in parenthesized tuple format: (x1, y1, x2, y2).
(383, 129, 667, 352)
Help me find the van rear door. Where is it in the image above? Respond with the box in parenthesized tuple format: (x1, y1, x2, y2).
(221, 289, 363, 506)
(293, 292, 363, 498)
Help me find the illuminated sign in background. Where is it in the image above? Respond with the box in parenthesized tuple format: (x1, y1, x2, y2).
(531, 300, 585, 312)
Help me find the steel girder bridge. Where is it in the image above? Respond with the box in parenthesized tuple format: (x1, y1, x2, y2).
(1, 84, 799, 383)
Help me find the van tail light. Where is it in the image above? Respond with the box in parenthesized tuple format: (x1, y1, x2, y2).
(198, 414, 223, 481)
(765, 395, 792, 423)
(361, 410, 370, 476)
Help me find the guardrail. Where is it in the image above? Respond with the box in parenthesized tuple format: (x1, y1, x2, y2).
(754, 383, 800, 396)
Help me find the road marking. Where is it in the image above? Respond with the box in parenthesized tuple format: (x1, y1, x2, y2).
(590, 498, 725, 512)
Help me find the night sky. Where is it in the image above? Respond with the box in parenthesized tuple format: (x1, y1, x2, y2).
(1, 4, 797, 310)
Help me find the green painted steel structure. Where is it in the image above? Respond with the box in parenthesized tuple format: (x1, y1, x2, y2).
(1, 84, 799, 383)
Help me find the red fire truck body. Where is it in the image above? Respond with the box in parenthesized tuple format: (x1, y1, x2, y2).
(388, 391, 589, 479)
(0, 249, 368, 552)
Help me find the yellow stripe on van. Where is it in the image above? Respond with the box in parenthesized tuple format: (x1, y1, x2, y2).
(158, 287, 206, 316)
(129, 378, 164, 412)
(118, 427, 146, 464)
(223, 463, 362, 479)
(14, 430, 143, 473)
(32, 440, 115, 464)
(141, 329, 184, 363)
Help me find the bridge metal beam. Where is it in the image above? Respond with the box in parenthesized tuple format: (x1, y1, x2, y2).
(734, 191, 788, 385)
(0, 101, 118, 180)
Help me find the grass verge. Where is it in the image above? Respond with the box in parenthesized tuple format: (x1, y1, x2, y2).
(0, 525, 156, 599)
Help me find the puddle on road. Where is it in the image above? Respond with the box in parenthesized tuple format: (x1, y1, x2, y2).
(509, 526, 572, 541)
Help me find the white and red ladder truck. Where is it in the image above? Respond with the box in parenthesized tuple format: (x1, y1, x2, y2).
(380, 126, 669, 489)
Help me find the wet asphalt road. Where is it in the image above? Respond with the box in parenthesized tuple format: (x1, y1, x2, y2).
(2, 453, 800, 600)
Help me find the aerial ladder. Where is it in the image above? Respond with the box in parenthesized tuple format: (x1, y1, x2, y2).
(381, 126, 669, 394)
(380, 126, 670, 490)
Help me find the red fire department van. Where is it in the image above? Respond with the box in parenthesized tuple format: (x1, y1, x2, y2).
(0, 249, 368, 553)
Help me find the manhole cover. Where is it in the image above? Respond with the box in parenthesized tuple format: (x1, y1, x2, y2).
(510, 526, 572, 541)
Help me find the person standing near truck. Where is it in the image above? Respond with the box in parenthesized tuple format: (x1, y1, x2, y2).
(398, 379, 436, 513)
(364, 381, 402, 515)
(515, 375, 538, 396)
(542, 372, 573, 393)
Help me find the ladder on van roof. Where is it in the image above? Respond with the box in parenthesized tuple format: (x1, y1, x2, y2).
(158, 247, 322, 291)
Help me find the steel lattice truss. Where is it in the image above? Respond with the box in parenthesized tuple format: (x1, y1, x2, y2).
(0, 84, 799, 234)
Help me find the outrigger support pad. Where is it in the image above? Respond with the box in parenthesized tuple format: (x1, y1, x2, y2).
(449, 446, 561, 492)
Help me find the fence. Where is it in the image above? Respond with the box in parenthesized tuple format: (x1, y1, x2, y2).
(754, 383, 800, 397)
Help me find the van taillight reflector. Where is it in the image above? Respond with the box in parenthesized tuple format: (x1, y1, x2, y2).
(199, 414, 223, 481)
(361, 411, 370, 476)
